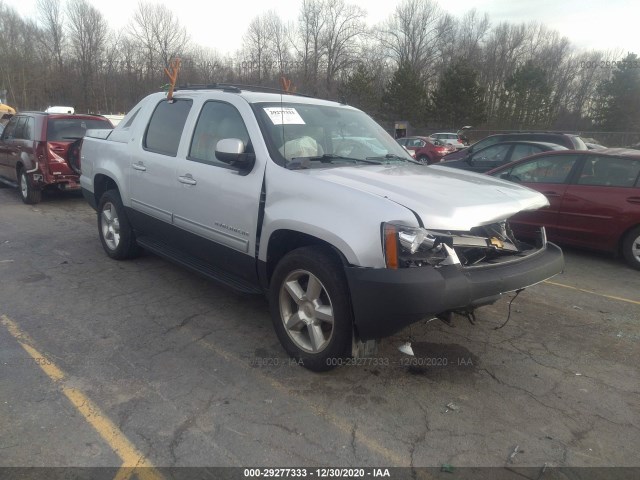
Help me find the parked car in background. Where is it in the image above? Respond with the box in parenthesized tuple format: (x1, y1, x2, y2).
(45, 106, 75, 114)
(487, 149, 640, 269)
(444, 132, 587, 161)
(396, 136, 455, 164)
(0, 112, 113, 204)
(428, 132, 466, 150)
(585, 142, 606, 150)
(437, 141, 567, 173)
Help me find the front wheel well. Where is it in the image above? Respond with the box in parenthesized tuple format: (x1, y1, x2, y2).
(265, 230, 348, 286)
(618, 223, 640, 254)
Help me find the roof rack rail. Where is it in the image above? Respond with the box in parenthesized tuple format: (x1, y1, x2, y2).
(174, 83, 316, 98)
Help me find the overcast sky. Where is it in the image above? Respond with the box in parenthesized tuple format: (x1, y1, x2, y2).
(8, 0, 640, 57)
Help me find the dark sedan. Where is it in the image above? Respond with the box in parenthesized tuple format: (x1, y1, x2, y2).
(437, 141, 567, 173)
(487, 149, 640, 269)
(443, 132, 587, 161)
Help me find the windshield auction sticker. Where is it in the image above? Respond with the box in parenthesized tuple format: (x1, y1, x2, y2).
(263, 107, 306, 125)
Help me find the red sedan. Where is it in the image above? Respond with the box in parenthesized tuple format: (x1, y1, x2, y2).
(396, 136, 455, 164)
(487, 149, 640, 269)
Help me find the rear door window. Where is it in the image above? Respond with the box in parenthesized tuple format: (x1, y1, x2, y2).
(1, 116, 19, 139)
(21, 117, 35, 140)
(511, 144, 544, 162)
(471, 143, 512, 167)
(144, 99, 193, 156)
(578, 156, 640, 187)
(13, 117, 27, 139)
(504, 155, 580, 183)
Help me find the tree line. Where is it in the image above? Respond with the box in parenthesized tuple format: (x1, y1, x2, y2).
(0, 0, 638, 137)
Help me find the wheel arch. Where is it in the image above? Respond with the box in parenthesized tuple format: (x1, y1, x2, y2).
(93, 173, 120, 205)
(619, 223, 640, 254)
(263, 229, 350, 289)
(15, 161, 25, 177)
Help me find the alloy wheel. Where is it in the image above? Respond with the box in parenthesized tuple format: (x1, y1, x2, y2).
(279, 269, 335, 353)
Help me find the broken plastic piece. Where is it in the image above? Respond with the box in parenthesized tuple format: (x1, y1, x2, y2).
(508, 445, 520, 463)
(446, 402, 459, 412)
(441, 464, 454, 473)
(398, 341, 414, 356)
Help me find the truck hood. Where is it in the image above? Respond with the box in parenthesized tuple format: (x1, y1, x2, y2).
(301, 163, 549, 231)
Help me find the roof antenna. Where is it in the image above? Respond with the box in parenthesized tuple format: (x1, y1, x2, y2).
(164, 58, 181, 101)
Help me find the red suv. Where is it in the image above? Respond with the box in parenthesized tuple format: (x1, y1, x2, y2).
(0, 112, 113, 203)
(396, 136, 455, 164)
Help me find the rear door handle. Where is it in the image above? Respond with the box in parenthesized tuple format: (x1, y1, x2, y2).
(543, 191, 560, 197)
(627, 196, 640, 205)
(132, 162, 146, 171)
(178, 174, 197, 185)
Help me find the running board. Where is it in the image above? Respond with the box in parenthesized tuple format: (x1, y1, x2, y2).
(136, 236, 263, 295)
(0, 177, 18, 188)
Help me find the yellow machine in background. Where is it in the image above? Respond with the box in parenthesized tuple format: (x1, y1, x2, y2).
(0, 103, 16, 115)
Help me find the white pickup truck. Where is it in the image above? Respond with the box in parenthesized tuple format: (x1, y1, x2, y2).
(79, 85, 564, 371)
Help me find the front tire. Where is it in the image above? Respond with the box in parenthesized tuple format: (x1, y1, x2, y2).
(269, 247, 353, 372)
(417, 155, 431, 165)
(97, 189, 141, 260)
(622, 226, 640, 270)
(19, 169, 42, 204)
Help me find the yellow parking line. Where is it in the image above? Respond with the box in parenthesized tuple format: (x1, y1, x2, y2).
(544, 281, 640, 306)
(1, 315, 164, 480)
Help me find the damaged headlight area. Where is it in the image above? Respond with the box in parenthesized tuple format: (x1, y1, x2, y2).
(383, 222, 546, 269)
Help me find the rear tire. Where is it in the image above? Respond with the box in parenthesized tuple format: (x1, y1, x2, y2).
(622, 226, 640, 270)
(269, 246, 353, 372)
(417, 155, 431, 165)
(19, 169, 42, 204)
(97, 189, 141, 260)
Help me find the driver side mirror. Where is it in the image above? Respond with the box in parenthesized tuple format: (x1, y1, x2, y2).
(215, 138, 255, 171)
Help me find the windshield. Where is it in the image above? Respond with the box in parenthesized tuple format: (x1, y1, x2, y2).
(254, 102, 415, 168)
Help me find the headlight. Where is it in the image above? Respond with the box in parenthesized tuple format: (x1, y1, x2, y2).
(383, 223, 459, 269)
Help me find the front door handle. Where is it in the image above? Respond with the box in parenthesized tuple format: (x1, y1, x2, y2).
(178, 174, 197, 185)
(132, 162, 146, 172)
(543, 191, 560, 197)
(627, 196, 640, 205)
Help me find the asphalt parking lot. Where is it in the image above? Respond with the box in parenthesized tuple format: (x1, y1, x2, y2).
(1, 186, 639, 474)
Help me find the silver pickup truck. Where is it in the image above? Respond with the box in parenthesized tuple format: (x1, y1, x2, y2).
(79, 86, 564, 371)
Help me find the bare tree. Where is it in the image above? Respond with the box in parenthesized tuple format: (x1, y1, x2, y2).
(456, 9, 489, 66)
(296, 0, 328, 94)
(479, 22, 527, 122)
(36, 0, 67, 104)
(322, 0, 366, 94)
(242, 13, 272, 82)
(377, 0, 448, 76)
(264, 11, 293, 76)
(67, 0, 109, 111)
(36, 0, 65, 73)
(129, 1, 189, 82)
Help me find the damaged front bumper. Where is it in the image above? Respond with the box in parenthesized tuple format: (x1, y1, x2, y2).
(345, 227, 563, 340)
